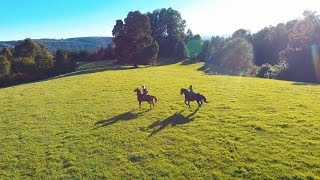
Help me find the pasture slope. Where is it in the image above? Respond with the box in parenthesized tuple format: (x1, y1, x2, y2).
(0, 62, 319, 179)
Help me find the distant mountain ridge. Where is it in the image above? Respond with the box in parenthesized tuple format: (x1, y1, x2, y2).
(0, 37, 113, 52)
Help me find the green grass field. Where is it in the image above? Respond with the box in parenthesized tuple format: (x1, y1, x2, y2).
(0, 61, 319, 179)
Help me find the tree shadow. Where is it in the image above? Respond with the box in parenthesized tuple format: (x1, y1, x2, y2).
(148, 108, 199, 137)
(154, 58, 182, 66)
(49, 66, 132, 80)
(180, 59, 199, 65)
(0, 65, 132, 90)
(292, 82, 319, 86)
(94, 109, 150, 128)
(197, 65, 207, 71)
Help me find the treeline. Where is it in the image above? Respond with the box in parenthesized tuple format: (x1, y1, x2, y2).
(75, 44, 115, 62)
(0, 38, 115, 88)
(0, 39, 74, 87)
(1, 8, 320, 87)
(0, 39, 54, 87)
(199, 10, 320, 83)
(113, 8, 320, 83)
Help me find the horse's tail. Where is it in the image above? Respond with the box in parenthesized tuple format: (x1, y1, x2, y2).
(202, 95, 208, 103)
(153, 96, 157, 103)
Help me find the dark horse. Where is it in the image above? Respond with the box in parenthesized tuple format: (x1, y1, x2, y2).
(180, 88, 208, 108)
(134, 88, 158, 109)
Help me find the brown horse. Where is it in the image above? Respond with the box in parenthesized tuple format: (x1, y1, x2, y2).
(134, 88, 157, 109)
(180, 88, 208, 108)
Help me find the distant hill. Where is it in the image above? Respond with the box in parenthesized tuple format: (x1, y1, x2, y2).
(0, 37, 113, 52)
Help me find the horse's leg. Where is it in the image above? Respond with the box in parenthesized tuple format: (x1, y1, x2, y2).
(184, 100, 188, 106)
(149, 101, 152, 109)
(197, 100, 201, 107)
(188, 101, 191, 108)
(139, 101, 141, 109)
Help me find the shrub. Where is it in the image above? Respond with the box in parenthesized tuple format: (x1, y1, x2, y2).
(255, 62, 287, 79)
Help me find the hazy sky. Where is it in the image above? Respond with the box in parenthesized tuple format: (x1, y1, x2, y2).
(1, 0, 320, 41)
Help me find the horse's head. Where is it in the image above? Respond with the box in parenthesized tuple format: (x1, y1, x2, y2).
(134, 88, 141, 94)
(180, 88, 187, 95)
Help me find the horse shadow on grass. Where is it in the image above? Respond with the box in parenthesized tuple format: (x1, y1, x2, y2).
(148, 108, 199, 137)
(94, 109, 150, 128)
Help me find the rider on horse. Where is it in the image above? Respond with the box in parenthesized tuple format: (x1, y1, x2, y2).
(142, 85, 148, 96)
(189, 85, 195, 97)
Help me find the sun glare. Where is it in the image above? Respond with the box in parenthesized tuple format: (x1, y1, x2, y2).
(311, 44, 320, 80)
(183, 0, 320, 37)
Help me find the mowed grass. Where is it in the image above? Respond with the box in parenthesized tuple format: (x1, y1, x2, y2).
(0, 62, 319, 179)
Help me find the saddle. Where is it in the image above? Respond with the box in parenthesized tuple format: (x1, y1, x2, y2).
(189, 93, 200, 99)
(141, 93, 149, 99)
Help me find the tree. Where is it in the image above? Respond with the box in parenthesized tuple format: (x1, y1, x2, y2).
(185, 29, 194, 43)
(205, 37, 254, 75)
(92, 44, 115, 61)
(252, 27, 274, 65)
(232, 29, 252, 42)
(105, 44, 115, 59)
(11, 57, 36, 75)
(35, 45, 55, 75)
(250, 10, 320, 83)
(197, 40, 210, 61)
(186, 34, 203, 59)
(13, 38, 41, 59)
(277, 10, 320, 83)
(78, 50, 89, 61)
(147, 8, 187, 58)
(174, 39, 189, 59)
(11, 39, 55, 77)
(0, 55, 10, 76)
(268, 23, 289, 64)
(252, 23, 289, 66)
(148, 8, 186, 41)
(198, 36, 225, 62)
(288, 10, 320, 49)
(0, 48, 13, 61)
(54, 50, 77, 75)
(112, 11, 159, 65)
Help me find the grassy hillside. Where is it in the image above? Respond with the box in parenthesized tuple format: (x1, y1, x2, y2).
(0, 62, 319, 179)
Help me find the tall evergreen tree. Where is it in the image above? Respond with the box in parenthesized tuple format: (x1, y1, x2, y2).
(112, 11, 159, 65)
